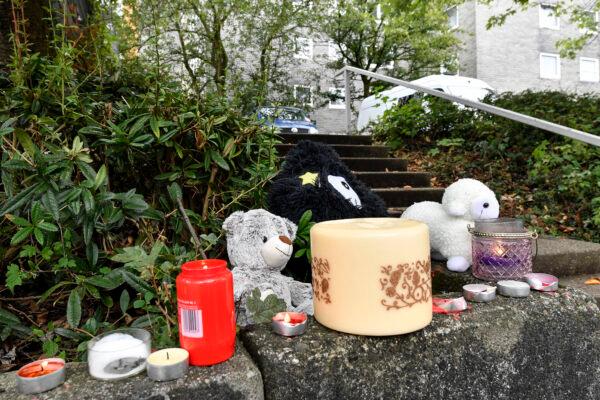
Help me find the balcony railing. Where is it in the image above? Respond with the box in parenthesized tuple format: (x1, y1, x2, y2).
(338, 66, 600, 147)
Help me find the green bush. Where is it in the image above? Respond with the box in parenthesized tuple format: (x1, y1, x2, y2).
(373, 91, 600, 242)
(0, 42, 279, 362)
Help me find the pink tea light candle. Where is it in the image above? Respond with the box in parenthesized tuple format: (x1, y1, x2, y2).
(525, 273, 559, 292)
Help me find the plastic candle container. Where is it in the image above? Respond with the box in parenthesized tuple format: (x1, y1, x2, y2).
(176, 259, 236, 366)
(310, 218, 432, 336)
(87, 329, 151, 380)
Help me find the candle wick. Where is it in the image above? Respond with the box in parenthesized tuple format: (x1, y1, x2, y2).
(166, 352, 170, 360)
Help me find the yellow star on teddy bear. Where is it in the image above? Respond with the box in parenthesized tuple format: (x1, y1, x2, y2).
(299, 171, 319, 186)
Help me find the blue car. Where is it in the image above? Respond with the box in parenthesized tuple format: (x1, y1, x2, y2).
(257, 106, 318, 134)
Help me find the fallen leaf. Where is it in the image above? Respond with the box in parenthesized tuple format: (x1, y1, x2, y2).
(585, 278, 600, 285)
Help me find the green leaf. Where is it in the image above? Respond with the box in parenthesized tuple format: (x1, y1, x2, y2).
(131, 314, 154, 328)
(6, 265, 25, 293)
(38, 222, 59, 232)
(10, 226, 33, 245)
(15, 128, 39, 157)
(0, 184, 39, 215)
(86, 242, 98, 266)
(55, 327, 85, 341)
(121, 270, 153, 294)
(82, 189, 95, 213)
(119, 289, 130, 314)
(133, 299, 145, 308)
(38, 281, 72, 304)
(94, 165, 107, 190)
(7, 215, 31, 227)
(43, 340, 59, 357)
(42, 191, 60, 221)
(0, 307, 20, 326)
(66, 289, 82, 328)
(150, 116, 160, 137)
(245, 288, 286, 324)
(167, 182, 183, 202)
(33, 227, 44, 245)
(210, 150, 230, 171)
(298, 209, 313, 229)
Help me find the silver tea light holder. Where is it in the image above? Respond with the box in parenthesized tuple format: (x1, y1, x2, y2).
(463, 284, 497, 303)
(146, 348, 189, 382)
(271, 312, 307, 337)
(524, 273, 559, 292)
(497, 280, 530, 298)
(16, 358, 66, 395)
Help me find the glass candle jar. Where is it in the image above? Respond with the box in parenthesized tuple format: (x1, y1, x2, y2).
(469, 218, 537, 281)
(87, 328, 151, 380)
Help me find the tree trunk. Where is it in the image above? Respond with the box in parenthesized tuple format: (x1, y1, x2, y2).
(361, 75, 371, 97)
(211, 16, 227, 95)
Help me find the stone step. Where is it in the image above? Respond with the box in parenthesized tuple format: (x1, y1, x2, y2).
(343, 157, 408, 172)
(279, 133, 372, 145)
(355, 171, 432, 188)
(533, 236, 600, 277)
(241, 288, 600, 400)
(275, 143, 389, 158)
(560, 274, 600, 306)
(0, 343, 264, 400)
(374, 187, 444, 207)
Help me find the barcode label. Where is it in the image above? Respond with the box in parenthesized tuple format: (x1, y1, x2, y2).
(179, 307, 203, 338)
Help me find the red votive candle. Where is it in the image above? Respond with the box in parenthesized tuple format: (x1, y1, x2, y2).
(176, 259, 236, 366)
(16, 358, 66, 394)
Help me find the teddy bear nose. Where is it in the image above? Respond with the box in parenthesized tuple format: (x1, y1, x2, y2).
(279, 236, 292, 245)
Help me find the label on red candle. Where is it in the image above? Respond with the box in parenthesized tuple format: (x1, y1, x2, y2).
(178, 302, 203, 338)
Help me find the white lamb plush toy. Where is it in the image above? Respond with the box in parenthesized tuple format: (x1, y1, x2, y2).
(401, 178, 500, 272)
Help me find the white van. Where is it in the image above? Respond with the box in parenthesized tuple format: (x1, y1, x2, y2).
(356, 75, 495, 131)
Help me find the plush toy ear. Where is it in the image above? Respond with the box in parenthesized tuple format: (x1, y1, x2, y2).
(283, 217, 298, 240)
(445, 202, 468, 217)
(222, 211, 245, 234)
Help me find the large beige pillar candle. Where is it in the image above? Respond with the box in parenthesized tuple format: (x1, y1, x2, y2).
(310, 218, 432, 336)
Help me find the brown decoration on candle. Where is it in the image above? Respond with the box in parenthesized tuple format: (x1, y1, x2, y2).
(380, 258, 431, 310)
(312, 257, 332, 304)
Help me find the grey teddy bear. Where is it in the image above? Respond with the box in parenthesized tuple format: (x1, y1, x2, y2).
(223, 209, 314, 326)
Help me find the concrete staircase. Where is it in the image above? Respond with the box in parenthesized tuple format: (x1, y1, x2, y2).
(276, 133, 443, 216)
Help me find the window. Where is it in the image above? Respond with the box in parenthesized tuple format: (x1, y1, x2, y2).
(294, 85, 313, 106)
(579, 11, 599, 34)
(328, 87, 345, 109)
(328, 41, 341, 61)
(540, 53, 561, 79)
(580, 57, 599, 82)
(539, 4, 560, 30)
(294, 38, 313, 60)
(447, 6, 459, 29)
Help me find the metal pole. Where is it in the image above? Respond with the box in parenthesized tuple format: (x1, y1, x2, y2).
(345, 69, 352, 135)
(336, 66, 600, 147)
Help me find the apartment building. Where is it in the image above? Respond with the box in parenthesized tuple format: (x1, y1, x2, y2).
(454, 0, 600, 93)
(286, 1, 600, 133)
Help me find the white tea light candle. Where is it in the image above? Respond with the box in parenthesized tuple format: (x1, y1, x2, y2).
(87, 329, 151, 380)
(463, 284, 496, 303)
(497, 280, 530, 298)
(146, 348, 189, 382)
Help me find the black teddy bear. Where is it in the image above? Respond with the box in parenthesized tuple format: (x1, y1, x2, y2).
(268, 140, 388, 224)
